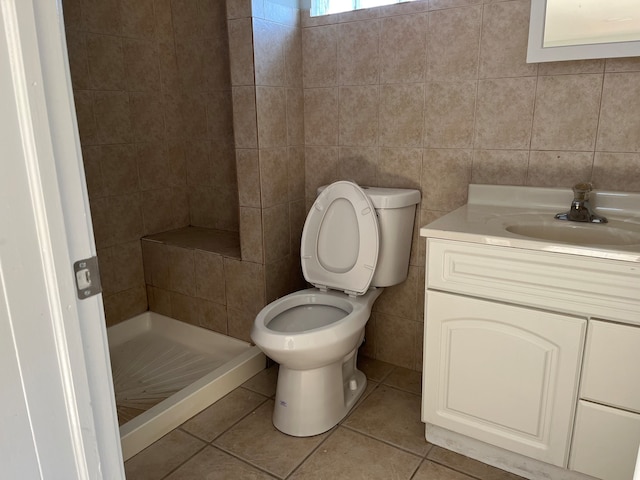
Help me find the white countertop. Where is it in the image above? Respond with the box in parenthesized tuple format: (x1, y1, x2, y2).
(420, 185, 640, 263)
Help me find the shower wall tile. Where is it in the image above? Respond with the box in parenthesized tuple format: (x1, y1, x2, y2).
(265, 256, 292, 303)
(232, 86, 258, 148)
(253, 19, 286, 86)
(236, 149, 261, 207)
(228, 18, 255, 86)
(224, 258, 265, 314)
(303, 87, 338, 146)
(103, 286, 148, 327)
(286, 88, 304, 145)
(259, 148, 289, 208)
(240, 207, 264, 263)
(256, 86, 288, 148)
(262, 203, 290, 264)
(66, 0, 238, 327)
(302, 25, 337, 88)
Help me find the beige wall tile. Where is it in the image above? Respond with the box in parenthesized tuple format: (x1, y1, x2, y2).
(605, 57, 640, 73)
(374, 313, 418, 370)
(259, 147, 289, 207)
(471, 150, 529, 185)
(380, 13, 427, 84)
(378, 148, 422, 189)
(531, 74, 602, 151)
(167, 245, 196, 296)
(427, 5, 481, 81)
(93, 91, 133, 143)
(227, 307, 256, 342)
(263, 203, 290, 264)
(338, 19, 380, 85)
(288, 146, 306, 200)
(256, 86, 288, 147)
(526, 151, 594, 188)
(147, 285, 172, 316)
(226, 0, 252, 19)
(253, 19, 286, 86)
(374, 265, 420, 320)
(424, 81, 475, 148)
(86, 33, 125, 90)
(338, 147, 378, 186)
(123, 38, 160, 92)
(302, 25, 337, 87)
(103, 286, 148, 326)
(339, 85, 379, 146)
(194, 250, 226, 304)
(284, 26, 303, 87)
(597, 72, 640, 153)
(224, 258, 266, 313)
(286, 88, 304, 145)
(379, 84, 424, 147)
(232, 86, 258, 148)
(240, 207, 264, 263)
(236, 149, 261, 207)
(538, 59, 605, 76)
(130, 92, 165, 143)
(142, 187, 187, 234)
(479, 0, 537, 79)
(99, 144, 139, 195)
(228, 18, 255, 86)
(120, 0, 155, 38)
(474, 77, 536, 150)
(265, 256, 292, 302)
(592, 153, 640, 192)
(305, 146, 339, 198)
(303, 87, 338, 145)
(136, 143, 173, 191)
(198, 299, 228, 333)
(73, 90, 98, 145)
(81, 0, 122, 35)
(421, 149, 471, 211)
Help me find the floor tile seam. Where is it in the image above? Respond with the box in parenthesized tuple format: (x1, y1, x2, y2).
(240, 381, 277, 398)
(158, 443, 209, 480)
(189, 394, 272, 445)
(282, 425, 343, 479)
(339, 423, 428, 459)
(208, 442, 285, 479)
(423, 453, 492, 480)
(340, 381, 381, 423)
(376, 380, 422, 398)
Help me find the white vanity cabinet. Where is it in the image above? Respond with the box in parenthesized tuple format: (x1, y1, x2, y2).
(422, 238, 640, 478)
(569, 321, 640, 480)
(424, 291, 585, 466)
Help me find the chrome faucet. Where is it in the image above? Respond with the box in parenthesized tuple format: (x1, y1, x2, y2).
(555, 183, 607, 223)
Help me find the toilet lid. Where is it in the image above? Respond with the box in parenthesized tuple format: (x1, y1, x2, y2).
(300, 181, 379, 296)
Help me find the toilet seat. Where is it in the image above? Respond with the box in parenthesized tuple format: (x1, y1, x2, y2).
(301, 181, 379, 296)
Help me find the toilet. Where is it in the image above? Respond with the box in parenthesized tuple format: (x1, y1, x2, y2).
(251, 181, 420, 437)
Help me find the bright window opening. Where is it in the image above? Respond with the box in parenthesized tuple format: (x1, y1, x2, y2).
(311, 0, 417, 17)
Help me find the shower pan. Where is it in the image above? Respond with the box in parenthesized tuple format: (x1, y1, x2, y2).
(108, 311, 265, 460)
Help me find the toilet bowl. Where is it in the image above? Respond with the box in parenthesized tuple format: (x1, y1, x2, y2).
(251, 181, 420, 437)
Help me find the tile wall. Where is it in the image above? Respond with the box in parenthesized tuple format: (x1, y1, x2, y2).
(227, 0, 307, 310)
(301, 0, 640, 370)
(62, 0, 238, 324)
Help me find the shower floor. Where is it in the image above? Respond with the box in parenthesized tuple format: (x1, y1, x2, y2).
(108, 312, 265, 461)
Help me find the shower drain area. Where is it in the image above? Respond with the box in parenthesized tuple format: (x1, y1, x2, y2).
(108, 312, 265, 461)
(111, 334, 227, 424)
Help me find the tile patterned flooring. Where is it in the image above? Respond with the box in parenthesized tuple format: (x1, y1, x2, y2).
(124, 357, 524, 480)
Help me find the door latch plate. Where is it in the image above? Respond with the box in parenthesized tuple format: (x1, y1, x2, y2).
(73, 256, 102, 299)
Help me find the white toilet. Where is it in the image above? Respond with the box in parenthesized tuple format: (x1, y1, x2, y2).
(251, 181, 420, 437)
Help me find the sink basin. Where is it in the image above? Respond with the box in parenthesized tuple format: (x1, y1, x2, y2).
(503, 217, 640, 246)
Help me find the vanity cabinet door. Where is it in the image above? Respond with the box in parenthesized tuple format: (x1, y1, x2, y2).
(570, 401, 640, 480)
(423, 291, 586, 467)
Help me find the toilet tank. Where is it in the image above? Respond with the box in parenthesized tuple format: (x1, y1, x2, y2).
(316, 185, 421, 287)
(362, 187, 421, 287)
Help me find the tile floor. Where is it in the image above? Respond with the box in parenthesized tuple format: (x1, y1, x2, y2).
(124, 357, 524, 479)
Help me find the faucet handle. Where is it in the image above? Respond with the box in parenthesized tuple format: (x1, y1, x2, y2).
(573, 182, 592, 201)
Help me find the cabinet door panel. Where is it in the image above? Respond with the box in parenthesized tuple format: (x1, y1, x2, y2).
(423, 291, 586, 467)
(570, 400, 640, 480)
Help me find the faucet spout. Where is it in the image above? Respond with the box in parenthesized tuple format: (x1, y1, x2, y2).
(555, 183, 608, 223)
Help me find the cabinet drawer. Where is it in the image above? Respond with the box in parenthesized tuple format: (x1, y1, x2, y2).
(581, 320, 640, 413)
(426, 239, 640, 324)
(570, 401, 640, 480)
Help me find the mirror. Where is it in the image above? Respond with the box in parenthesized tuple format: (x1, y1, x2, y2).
(527, 0, 640, 63)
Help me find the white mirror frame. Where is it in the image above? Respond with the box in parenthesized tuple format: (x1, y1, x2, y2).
(527, 0, 640, 63)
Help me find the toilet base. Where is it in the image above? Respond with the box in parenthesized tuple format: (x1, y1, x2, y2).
(272, 349, 366, 437)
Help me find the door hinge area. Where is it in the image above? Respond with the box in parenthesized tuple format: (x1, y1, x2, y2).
(73, 256, 102, 299)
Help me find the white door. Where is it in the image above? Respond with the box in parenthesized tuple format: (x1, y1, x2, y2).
(0, 0, 123, 478)
(423, 291, 586, 467)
